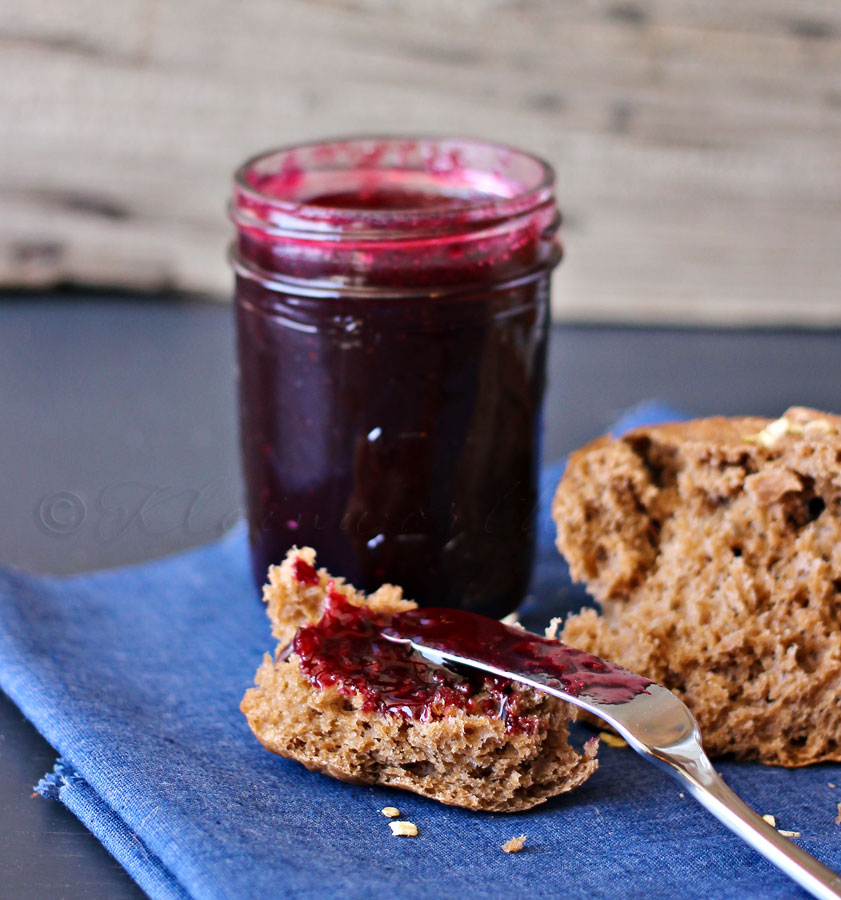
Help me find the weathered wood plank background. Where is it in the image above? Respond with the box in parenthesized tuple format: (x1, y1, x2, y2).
(2, 0, 840, 324)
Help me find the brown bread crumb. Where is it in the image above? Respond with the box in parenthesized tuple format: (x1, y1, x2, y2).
(502, 835, 526, 853)
(599, 731, 628, 748)
(381, 807, 400, 818)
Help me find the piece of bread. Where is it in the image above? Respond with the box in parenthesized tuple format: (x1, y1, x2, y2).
(241, 547, 598, 812)
(553, 406, 841, 766)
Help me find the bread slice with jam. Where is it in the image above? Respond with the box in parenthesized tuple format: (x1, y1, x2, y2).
(241, 547, 598, 812)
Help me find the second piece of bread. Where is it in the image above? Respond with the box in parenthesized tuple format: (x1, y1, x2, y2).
(554, 407, 841, 766)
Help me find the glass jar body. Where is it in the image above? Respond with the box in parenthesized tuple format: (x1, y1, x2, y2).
(231, 138, 561, 617)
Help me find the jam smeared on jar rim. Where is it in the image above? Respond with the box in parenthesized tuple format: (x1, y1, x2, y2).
(302, 187, 479, 212)
(383, 608, 653, 706)
(291, 570, 539, 733)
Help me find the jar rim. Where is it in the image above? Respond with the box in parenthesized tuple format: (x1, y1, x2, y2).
(231, 135, 556, 238)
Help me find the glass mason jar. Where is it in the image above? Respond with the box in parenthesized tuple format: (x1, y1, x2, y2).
(230, 137, 561, 618)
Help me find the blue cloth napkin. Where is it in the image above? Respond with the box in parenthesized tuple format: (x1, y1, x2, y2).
(2, 400, 839, 900)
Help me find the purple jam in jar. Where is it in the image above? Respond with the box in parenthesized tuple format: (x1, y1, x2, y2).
(230, 138, 562, 618)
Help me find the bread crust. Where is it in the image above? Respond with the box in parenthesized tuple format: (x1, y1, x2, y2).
(242, 548, 598, 812)
(554, 407, 841, 766)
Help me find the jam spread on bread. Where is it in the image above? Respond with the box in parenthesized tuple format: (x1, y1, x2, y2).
(292, 579, 539, 733)
(291, 557, 651, 731)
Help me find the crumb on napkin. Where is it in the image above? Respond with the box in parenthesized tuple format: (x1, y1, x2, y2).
(599, 731, 628, 748)
(763, 813, 800, 837)
(389, 821, 418, 837)
(502, 835, 526, 853)
(381, 806, 400, 818)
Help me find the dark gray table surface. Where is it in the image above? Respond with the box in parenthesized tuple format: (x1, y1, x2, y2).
(1, 294, 840, 899)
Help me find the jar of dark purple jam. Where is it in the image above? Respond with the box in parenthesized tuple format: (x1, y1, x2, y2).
(230, 137, 561, 618)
